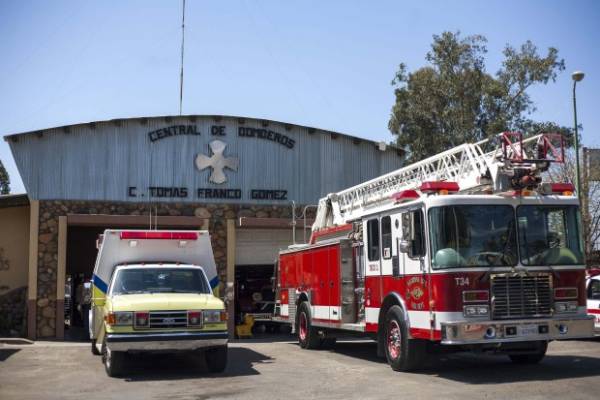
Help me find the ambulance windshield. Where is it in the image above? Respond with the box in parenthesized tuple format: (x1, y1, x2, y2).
(429, 205, 517, 269)
(110, 267, 211, 295)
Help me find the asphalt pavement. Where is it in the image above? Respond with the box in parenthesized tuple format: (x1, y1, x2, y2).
(1, 335, 599, 400)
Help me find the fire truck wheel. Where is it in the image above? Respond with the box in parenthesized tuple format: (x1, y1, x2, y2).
(205, 345, 228, 373)
(384, 306, 426, 371)
(91, 339, 101, 355)
(102, 338, 125, 377)
(297, 302, 321, 349)
(508, 341, 548, 364)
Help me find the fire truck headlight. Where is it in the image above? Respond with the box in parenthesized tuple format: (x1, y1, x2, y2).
(463, 305, 489, 317)
(555, 301, 578, 313)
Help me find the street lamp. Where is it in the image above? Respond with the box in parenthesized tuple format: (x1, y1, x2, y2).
(572, 71, 585, 196)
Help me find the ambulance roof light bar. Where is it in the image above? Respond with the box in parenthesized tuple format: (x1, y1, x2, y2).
(120, 231, 199, 240)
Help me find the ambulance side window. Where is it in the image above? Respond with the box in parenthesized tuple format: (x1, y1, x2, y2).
(381, 216, 392, 259)
(367, 219, 380, 261)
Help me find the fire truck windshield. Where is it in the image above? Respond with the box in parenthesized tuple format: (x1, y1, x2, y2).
(517, 205, 583, 266)
(429, 205, 517, 269)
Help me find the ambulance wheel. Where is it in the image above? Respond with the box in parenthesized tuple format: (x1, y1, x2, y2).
(297, 302, 321, 349)
(91, 339, 101, 355)
(384, 306, 426, 372)
(102, 338, 125, 377)
(508, 341, 548, 364)
(205, 345, 228, 373)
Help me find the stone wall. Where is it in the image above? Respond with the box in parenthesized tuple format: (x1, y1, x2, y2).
(0, 286, 27, 337)
(35, 200, 299, 338)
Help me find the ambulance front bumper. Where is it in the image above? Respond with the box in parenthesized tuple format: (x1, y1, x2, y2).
(440, 315, 594, 345)
(106, 331, 228, 352)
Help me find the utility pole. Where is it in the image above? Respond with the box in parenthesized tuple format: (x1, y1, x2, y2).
(179, 0, 186, 115)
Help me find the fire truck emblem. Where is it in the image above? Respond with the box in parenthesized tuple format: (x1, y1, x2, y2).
(195, 140, 239, 184)
(410, 286, 424, 300)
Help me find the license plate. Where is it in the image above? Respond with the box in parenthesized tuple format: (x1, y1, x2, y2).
(517, 324, 538, 336)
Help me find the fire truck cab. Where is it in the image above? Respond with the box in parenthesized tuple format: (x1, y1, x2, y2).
(89, 230, 228, 377)
(273, 132, 595, 371)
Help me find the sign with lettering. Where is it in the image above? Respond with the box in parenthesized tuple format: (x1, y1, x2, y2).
(127, 186, 287, 201)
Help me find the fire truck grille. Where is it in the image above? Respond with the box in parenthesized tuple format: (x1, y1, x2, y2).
(491, 273, 552, 319)
(149, 311, 189, 328)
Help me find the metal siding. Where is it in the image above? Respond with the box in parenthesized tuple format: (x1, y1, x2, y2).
(7, 116, 404, 205)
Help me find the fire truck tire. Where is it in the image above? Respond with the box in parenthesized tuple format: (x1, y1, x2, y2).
(508, 341, 548, 364)
(384, 306, 426, 372)
(205, 345, 228, 373)
(297, 302, 321, 349)
(91, 339, 101, 355)
(102, 338, 125, 377)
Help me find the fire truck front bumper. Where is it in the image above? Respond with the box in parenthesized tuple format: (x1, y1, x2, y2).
(440, 315, 594, 345)
(106, 331, 228, 352)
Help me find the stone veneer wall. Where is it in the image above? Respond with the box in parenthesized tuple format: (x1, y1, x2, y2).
(0, 286, 27, 337)
(35, 200, 297, 338)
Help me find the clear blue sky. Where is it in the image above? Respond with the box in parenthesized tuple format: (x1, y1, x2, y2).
(1, 0, 599, 194)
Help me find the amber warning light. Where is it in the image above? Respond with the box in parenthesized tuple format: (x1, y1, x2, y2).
(119, 231, 199, 240)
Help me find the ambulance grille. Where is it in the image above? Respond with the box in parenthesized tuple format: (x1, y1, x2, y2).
(149, 311, 189, 328)
(491, 273, 552, 319)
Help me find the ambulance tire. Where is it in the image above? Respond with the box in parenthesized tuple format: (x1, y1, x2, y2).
(384, 306, 426, 372)
(205, 345, 228, 373)
(297, 302, 321, 349)
(508, 341, 548, 364)
(102, 338, 125, 377)
(91, 339, 101, 355)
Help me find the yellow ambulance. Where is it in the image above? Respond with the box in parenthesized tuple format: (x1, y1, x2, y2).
(89, 230, 227, 377)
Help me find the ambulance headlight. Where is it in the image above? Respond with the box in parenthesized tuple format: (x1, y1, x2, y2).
(203, 310, 227, 324)
(107, 312, 133, 326)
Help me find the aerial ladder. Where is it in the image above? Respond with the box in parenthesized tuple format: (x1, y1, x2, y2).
(312, 132, 566, 232)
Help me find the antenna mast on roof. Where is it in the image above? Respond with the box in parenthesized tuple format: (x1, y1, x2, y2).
(178, 0, 186, 115)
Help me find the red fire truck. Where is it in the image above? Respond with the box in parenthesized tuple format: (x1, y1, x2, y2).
(273, 132, 594, 371)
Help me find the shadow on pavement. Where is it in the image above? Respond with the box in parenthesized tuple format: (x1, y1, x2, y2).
(232, 333, 296, 344)
(0, 348, 21, 361)
(310, 340, 600, 383)
(122, 347, 274, 382)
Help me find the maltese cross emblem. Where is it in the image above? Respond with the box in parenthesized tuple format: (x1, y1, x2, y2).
(195, 140, 239, 184)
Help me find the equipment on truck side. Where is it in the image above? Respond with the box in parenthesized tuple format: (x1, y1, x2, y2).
(273, 131, 594, 371)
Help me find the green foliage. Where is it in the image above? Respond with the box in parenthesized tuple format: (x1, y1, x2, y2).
(389, 31, 569, 162)
(0, 159, 10, 195)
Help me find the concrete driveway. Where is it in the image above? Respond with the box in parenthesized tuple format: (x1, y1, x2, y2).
(1, 336, 599, 400)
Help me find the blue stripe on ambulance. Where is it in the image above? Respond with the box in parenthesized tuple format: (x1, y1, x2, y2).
(92, 274, 109, 293)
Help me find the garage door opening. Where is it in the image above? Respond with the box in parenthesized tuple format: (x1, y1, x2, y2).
(64, 226, 105, 341)
(234, 264, 278, 334)
(63, 220, 205, 341)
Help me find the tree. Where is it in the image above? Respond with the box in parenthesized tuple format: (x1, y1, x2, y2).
(389, 31, 567, 162)
(0, 159, 9, 195)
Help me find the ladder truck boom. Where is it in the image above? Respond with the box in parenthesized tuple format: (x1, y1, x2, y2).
(313, 132, 565, 231)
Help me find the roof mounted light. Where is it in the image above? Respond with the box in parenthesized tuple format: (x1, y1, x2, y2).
(539, 183, 575, 196)
(120, 231, 199, 240)
(420, 181, 459, 195)
(392, 190, 420, 203)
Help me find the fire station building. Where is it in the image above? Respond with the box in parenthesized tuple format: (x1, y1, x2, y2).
(0, 115, 403, 339)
